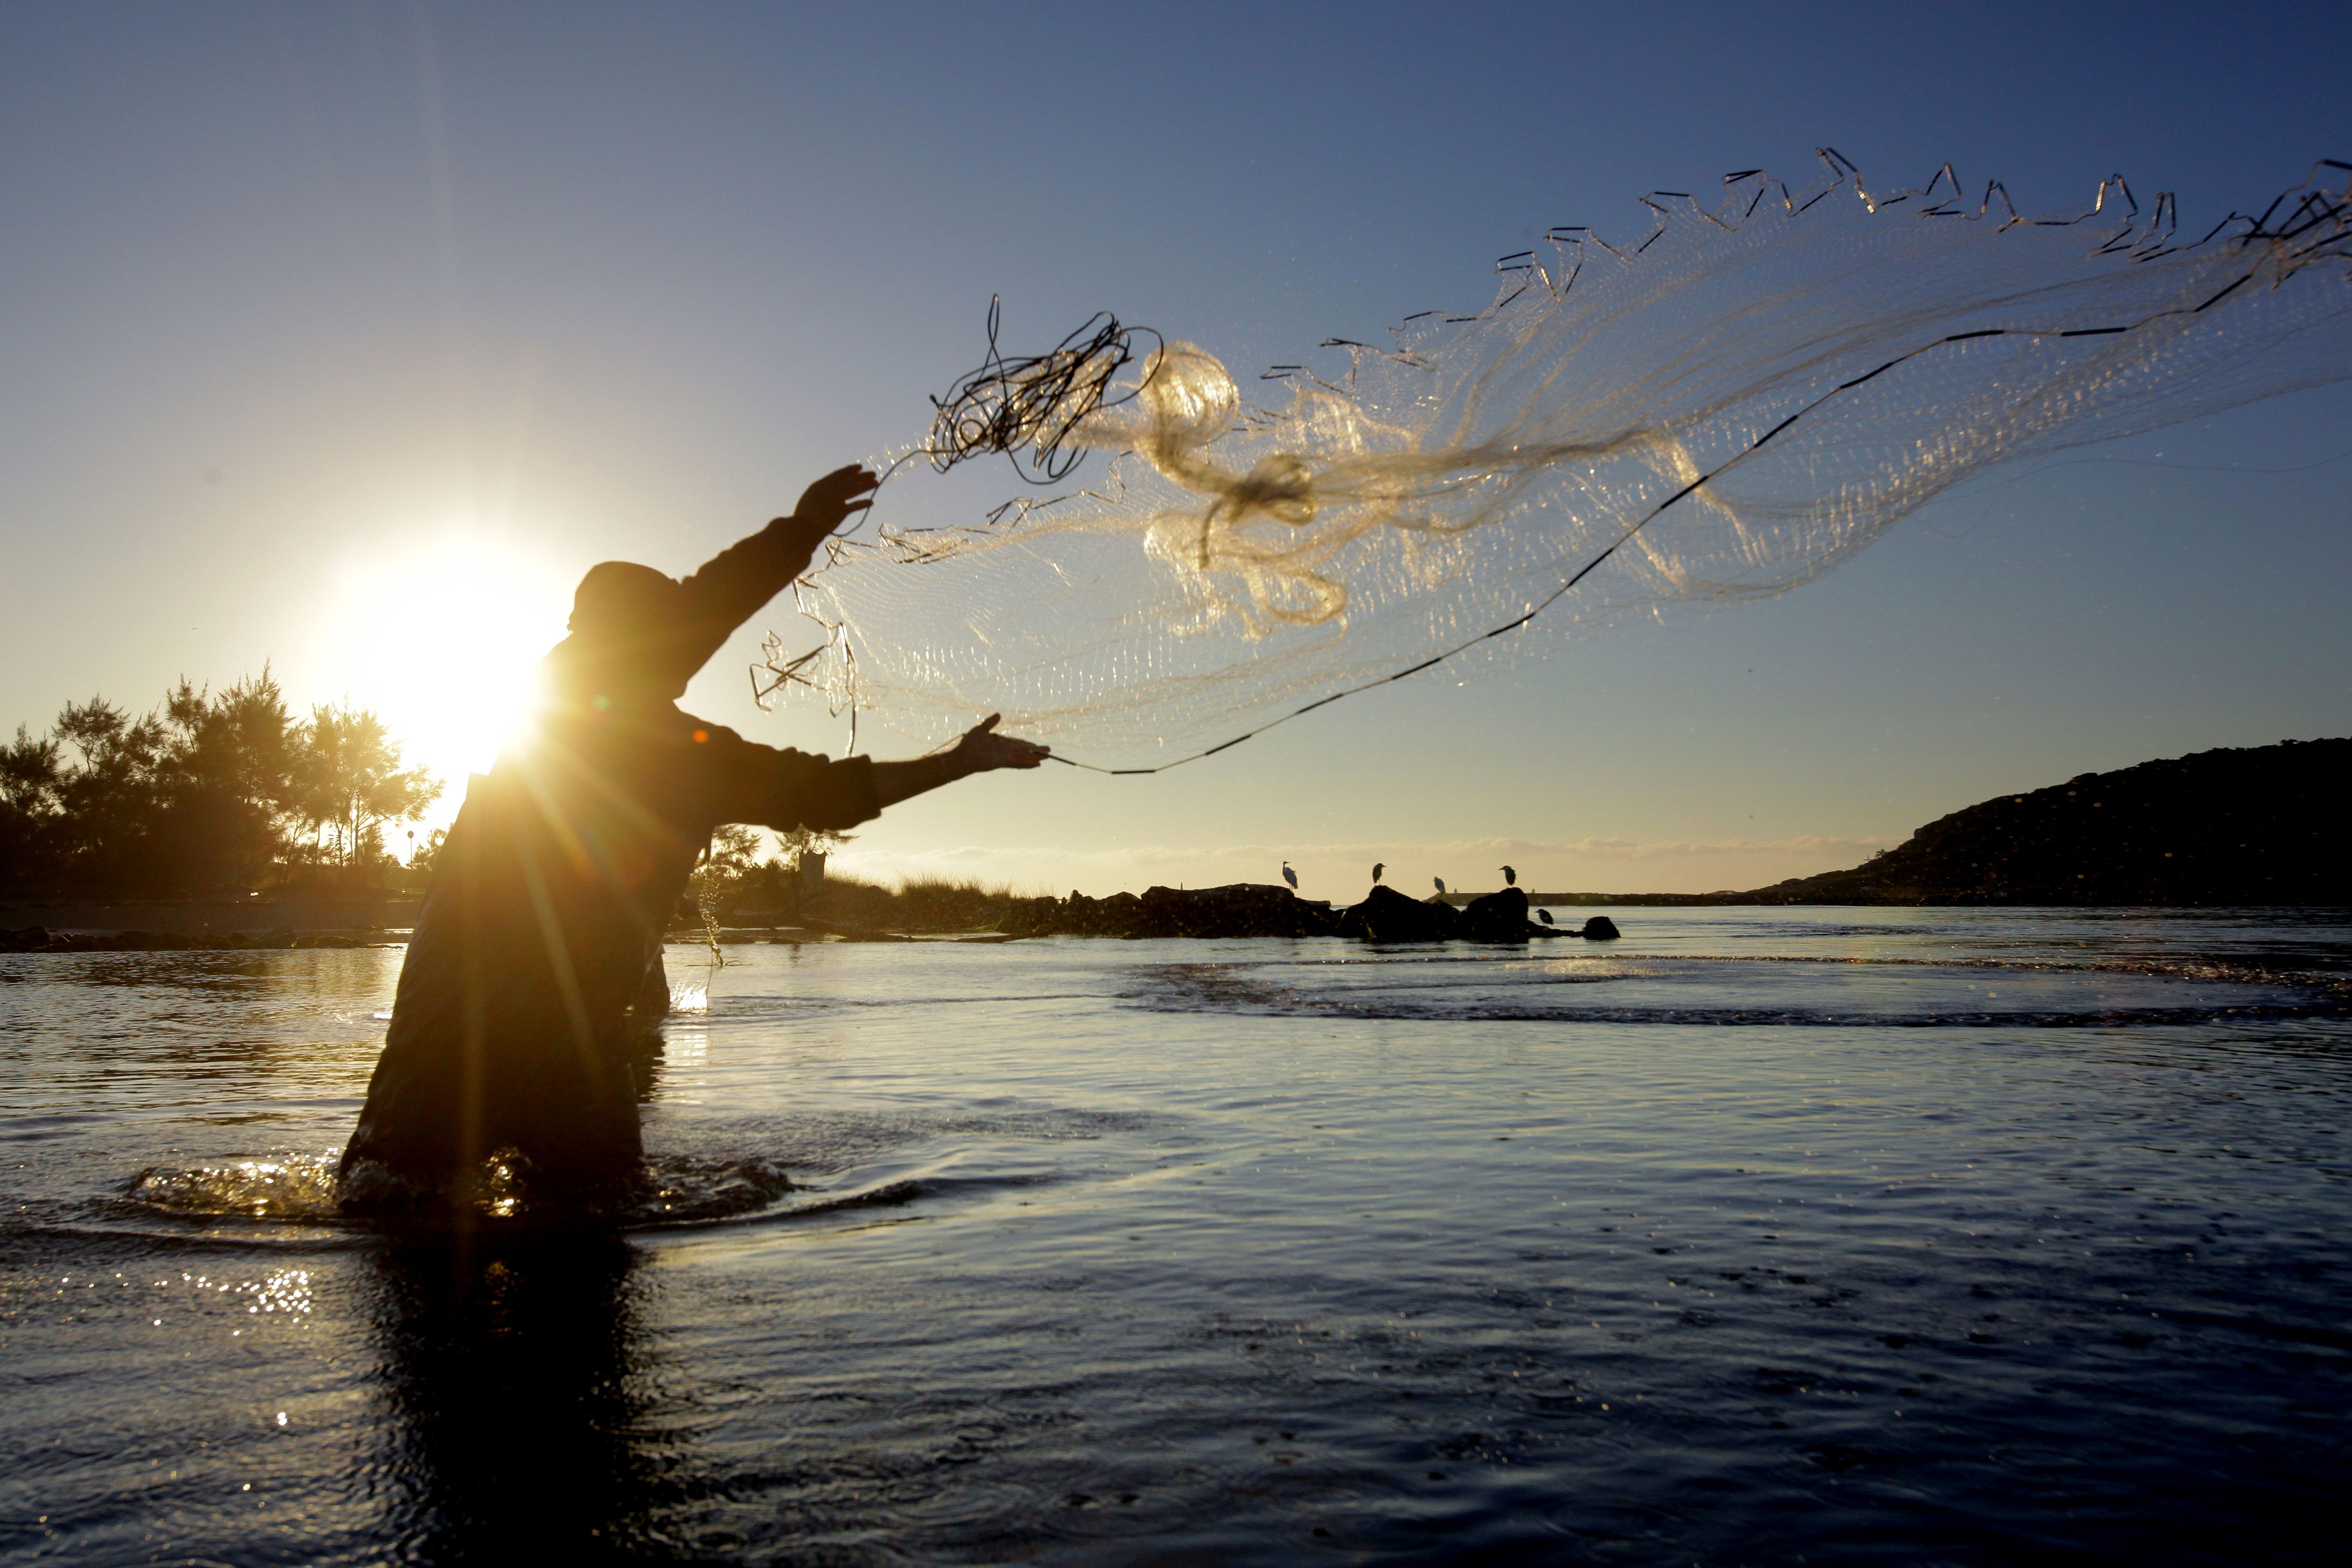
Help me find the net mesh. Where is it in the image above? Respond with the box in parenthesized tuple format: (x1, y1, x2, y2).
(760, 152, 2352, 770)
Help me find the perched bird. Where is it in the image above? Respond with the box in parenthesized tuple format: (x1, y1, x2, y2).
(1281, 861, 1298, 891)
(1371, 862, 1385, 884)
(1433, 876, 1447, 896)
(1500, 865, 1517, 887)
(1537, 908, 1555, 926)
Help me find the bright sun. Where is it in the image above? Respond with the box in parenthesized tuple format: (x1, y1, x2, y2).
(319, 531, 574, 800)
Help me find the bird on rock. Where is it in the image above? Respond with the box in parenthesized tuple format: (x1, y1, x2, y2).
(1501, 865, 1517, 887)
(1537, 908, 1555, 926)
(1433, 877, 1447, 896)
(1371, 862, 1385, 884)
(1282, 861, 1298, 891)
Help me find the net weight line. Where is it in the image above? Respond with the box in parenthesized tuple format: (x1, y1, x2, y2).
(1040, 196, 2344, 775)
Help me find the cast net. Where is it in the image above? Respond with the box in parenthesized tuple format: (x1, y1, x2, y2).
(758, 152, 2352, 770)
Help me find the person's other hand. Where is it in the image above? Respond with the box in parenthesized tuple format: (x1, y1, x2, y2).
(780, 465, 879, 546)
(953, 714, 1050, 774)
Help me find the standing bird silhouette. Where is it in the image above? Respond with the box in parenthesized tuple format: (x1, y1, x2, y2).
(1433, 877, 1447, 896)
(1281, 861, 1298, 891)
(1537, 908, 1555, 926)
(1500, 865, 1517, 887)
(1371, 862, 1384, 885)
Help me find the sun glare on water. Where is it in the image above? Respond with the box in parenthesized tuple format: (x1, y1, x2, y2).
(320, 530, 574, 796)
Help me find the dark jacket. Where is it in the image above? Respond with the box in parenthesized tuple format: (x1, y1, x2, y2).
(342, 522, 872, 1191)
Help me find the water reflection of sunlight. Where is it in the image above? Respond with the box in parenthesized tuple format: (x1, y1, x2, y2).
(320, 530, 572, 794)
(662, 1022, 711, 1103)
(666, 1023, 708, 1057)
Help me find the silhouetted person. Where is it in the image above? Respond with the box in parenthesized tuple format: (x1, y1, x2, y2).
(341, 466, 1046, 1199)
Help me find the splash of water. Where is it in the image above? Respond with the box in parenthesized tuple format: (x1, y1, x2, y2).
(130, 1155, 346, 1221)
(129, 1150, 792, 1227)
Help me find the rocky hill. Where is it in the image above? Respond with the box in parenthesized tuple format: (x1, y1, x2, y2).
(1733, 738, 2347, 906)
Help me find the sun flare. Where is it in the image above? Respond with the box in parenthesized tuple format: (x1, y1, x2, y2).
(318, 530, 573, 802)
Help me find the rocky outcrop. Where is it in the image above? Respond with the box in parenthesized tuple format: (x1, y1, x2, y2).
(1578, 915, 1620, 940)
(989, 882, 1624, 944)
(1140, 883, 1341, 938)
(1002, 884, 1338, 939)
(1458, 887, 1533, 943)
(1335, 885, 1461, 942)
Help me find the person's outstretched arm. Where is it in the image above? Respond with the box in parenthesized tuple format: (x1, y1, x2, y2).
(709, 713, 1050, 837)
(867, 715, 1050, 808)
(663, 465, 880, 686)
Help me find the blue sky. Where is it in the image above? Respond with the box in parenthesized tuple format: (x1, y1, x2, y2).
(2, 0, 2345, 895)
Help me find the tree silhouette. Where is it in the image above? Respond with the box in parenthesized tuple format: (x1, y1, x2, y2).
(51, 697, 169, 890)
(293, 704, 443, 874)
(0, 724, 66, 884)
(156, 669, 301, 888)
(0, 671, 444, 895)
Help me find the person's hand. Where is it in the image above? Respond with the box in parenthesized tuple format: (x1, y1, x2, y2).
(869, 714, 1050, 809)
(952, 714, 1050, 774)
(778, 464, 879, 548)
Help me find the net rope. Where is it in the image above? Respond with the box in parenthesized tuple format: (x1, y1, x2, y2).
(756, 151, 2352, 770)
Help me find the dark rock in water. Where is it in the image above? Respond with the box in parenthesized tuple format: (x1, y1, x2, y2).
(1068, 889, 1145, 936)
(1338, 885, 1460, 943)
(1002, 883, 1334, 939)
(998, 881, 1598, 944)
(1136, 883, 1338, 939)
(1580, 915, 1621, 940)
(1459, 887, 1532, 944)
(1001, 890, 1133, 937)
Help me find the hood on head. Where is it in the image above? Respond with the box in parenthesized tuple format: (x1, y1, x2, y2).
(550, 562, 693, 702)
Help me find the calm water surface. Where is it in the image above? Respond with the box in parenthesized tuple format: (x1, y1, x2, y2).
(2, 908, 2347, 1564)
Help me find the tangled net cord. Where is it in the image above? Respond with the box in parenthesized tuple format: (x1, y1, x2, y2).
(756, 307, 1380, 747)
(762, 151, 2352, 773)
(915, 296, 1163, 486)
(754, 302, 1158, 743)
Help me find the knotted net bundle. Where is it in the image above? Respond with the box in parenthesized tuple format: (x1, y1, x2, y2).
(761, 152, 2352, 770)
